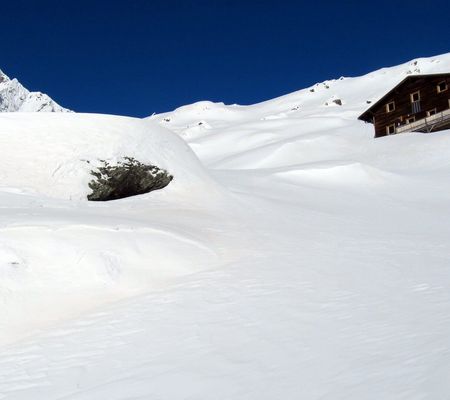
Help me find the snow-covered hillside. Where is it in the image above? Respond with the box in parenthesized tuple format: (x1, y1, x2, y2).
(0, 113, 214, 199)
(0, 113, 229, 344)
(150, 54, 450, 167)
(0, 69, 69, 112)
(1, 53, 450, 400)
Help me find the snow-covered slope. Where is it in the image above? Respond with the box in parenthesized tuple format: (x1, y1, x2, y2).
(150, 53, 450, 168)
(1, 53, 450, 400)
(0, 113, 231, 345)
(0, 69, 69, 112)
(0, 113, 214, 199)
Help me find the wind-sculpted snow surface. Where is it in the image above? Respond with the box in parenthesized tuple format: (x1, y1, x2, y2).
(1, 53, 450, 399)
(0, 113, 213, 199)
(0, 113, 229, 344)
(151, 53, 450, 167)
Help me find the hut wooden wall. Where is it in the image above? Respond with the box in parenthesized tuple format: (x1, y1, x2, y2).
(369, 76, 450, 137)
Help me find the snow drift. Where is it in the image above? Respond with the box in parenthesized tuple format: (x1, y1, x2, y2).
(1, 53, 450, 399)
(0, 112, 229, 344)
(0, 113, 215, 200)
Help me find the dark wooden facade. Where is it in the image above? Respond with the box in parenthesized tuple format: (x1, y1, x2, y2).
(359, 73, 450, 138)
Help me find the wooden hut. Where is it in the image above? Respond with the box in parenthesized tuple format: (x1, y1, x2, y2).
(358, 73, 450, 138)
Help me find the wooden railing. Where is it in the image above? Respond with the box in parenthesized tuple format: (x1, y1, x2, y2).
(396, 108, 450, 134)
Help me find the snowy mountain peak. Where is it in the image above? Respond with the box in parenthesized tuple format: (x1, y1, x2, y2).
(0, 68, 70, 112)
(0, 69, 8, 81)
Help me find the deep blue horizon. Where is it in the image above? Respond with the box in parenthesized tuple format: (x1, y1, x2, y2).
(2, 0, 449, 117)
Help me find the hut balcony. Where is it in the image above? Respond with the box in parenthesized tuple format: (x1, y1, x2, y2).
(396, 108, 450, 134)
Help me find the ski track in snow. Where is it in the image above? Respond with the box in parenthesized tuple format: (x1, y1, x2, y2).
(1, 53, 450, 399)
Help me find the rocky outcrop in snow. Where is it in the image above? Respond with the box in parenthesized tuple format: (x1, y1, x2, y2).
(0, 69, 69, 112)
(87, 157, 173, 201)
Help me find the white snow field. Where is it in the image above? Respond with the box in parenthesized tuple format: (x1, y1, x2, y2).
(1, 53, 450, 399)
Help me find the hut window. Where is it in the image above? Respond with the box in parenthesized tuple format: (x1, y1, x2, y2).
(427, 109, 437, 117)
(386, 101, 395, 113)
(437, 81, 448, 93)
(406, 116, 415, 124)
(410, 91, 420, 103)
(386, 124, 395, 135)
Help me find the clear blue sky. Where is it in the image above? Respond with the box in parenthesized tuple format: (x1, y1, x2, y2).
(2, 0, 449, 117)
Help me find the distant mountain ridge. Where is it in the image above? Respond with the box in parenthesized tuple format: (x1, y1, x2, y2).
(0, 69, 69, 112)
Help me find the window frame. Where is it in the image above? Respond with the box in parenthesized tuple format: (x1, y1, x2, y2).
(386, 124, 396, 135)
(437, 81, 448, 93)
(386, 101, 395, 113)
(410, 91, 420, 103)
(406, 116, 415, 124)
(427, 108, 437, 117)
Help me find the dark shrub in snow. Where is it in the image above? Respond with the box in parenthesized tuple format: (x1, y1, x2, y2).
(87, 157, 173, 201)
